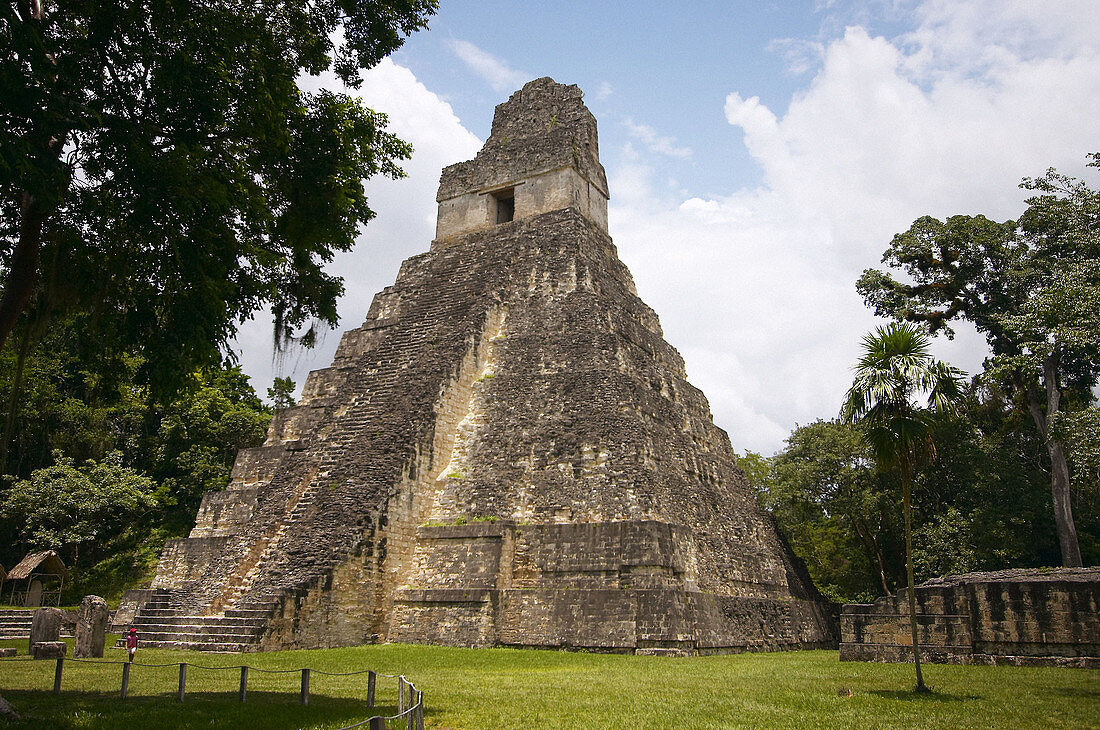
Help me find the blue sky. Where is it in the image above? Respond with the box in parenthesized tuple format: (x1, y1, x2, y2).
(388, 0, 924, 196)
(392, 1, 817, 193)
(235, 0, 1100, 455)
(393, 0, 871, 195)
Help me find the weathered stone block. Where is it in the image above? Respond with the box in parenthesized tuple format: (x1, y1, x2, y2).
(29, 607, 63, 654)
(31, 641, 66, 659)
(111, 589, 156, 632)
(500, 589, 638, 649)
(840, 568, 1100, 665)
(151, 536, 231, 588)
(74, 595, 109, 658)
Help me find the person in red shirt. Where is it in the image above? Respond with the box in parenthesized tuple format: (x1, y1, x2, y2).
(126, 628, 138, 662)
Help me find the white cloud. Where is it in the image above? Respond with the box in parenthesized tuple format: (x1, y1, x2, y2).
(901, 0, 1100, 73)
(622, 118, 692, 159)
(611, 2, 1100, 454)
(235, 2, 1100, 457)
(594, 81, 613, 100)
(446, 39, 528, 92)
(233, 59, 482, 399)
(767, 37, 825, 76)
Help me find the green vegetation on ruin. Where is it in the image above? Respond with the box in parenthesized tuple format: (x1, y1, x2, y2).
(1, 640, 1097, 729)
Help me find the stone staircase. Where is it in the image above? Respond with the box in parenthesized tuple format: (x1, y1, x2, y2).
(0, 609, 34, 639)
(215, 479, 323, 612)
(116, 590, 276, 652)
(0, 608, 74, 639)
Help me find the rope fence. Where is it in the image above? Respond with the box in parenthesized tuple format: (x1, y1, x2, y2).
(0, 655, 425, 730)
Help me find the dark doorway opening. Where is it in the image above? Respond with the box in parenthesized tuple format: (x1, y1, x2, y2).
(493, 189, 515, 223)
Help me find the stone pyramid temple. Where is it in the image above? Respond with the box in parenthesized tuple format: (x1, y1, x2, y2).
(126, 78, 835, 654)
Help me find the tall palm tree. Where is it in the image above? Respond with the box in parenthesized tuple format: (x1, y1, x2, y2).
(842, 322, 964, 693)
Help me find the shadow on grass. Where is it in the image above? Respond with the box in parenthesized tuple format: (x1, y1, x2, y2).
(1050, 686, 1100, 699)
(867, 689, 982, 703)
(3, 690, 390, 730)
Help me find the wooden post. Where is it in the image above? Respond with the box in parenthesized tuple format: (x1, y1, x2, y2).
(52, 657, 63, 694)
(177, 663, 187, 702)
(398, 676, 406, 714)
(120, 662, 130, 699)
(369, 718, 386, 730)
(407, 685, 416, 730)
(239, 666, 248, 703)
(300, 667, 310, 706)
(366, 670, 376, 708)
(416, 690, 425, 730)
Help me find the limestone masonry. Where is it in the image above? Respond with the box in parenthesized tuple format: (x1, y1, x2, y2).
(131, 78, 836, 653)
(841, 568, 1100, 667)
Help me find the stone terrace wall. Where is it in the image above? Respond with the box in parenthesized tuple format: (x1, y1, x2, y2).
(389, 520, 835, 654)
(840, 568, 1100, 667)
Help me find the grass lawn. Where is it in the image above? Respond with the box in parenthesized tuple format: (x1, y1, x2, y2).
(1, 637, 1097, 729)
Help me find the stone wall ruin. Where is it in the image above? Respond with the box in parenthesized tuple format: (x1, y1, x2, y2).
(840, 568, 1100, 667)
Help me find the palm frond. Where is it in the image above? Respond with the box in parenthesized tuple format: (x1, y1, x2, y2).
(843, 322, 965, 470)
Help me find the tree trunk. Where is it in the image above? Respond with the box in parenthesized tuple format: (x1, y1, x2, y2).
(1048, 441, 1082, 566)
(0, 326, 32, 473)
(0, 193, 45, 354)
(1, 0, 65, 355)
(854, 518, 891, 595)
(901, 456, 929, 693)
(1024, 355, 1083, 567)
(871, 531, 891, 597)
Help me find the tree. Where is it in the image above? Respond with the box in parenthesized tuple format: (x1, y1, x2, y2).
(857, 154, 1100, 567)
(1051, 407, 1100, 499)
(0, 312, 148, 476)
(745, 422, 900, 603)
(2, 449, 157, 566)
(842, 322, 964, 693)
(1, 0, 437, 395)
(0, 321, 274, 592)
(150, 366, 270, 527)
(267, 376, 297, 409)
(752, 383, 1074, 605)
(916, 382, 1066, 569)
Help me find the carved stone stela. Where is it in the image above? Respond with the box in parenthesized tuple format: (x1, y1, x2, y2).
(133, 78, 835, 653)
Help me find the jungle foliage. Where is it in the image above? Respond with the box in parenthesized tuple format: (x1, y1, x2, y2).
(0, 316, 272, 601)
(0, 0, 437, 603)
(744, 379, 1096, 605)
(746, 155, 1100, 603)
(1, 0, 436, 396)
(857, 153, 1100, 566)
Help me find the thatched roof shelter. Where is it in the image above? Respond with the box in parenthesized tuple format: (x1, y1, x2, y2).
(4, 550, 68, 606)
(6, 550, 67, 581)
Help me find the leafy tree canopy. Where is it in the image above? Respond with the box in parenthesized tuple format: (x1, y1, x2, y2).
(751, 378, 1092, 606)
(743, 421, 898, 603)
(2, 449, 156, 565)
(841, 322, 965, 473)
(0, 313, 272, 595)
(856, 154, 1100, 566)
(150, 366, 271, 523)
(267, 375, 297, 409)
(0, 0, 437, 396)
